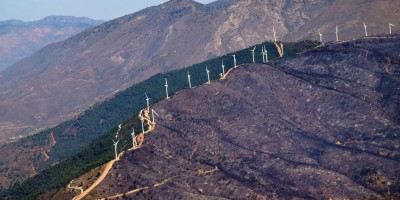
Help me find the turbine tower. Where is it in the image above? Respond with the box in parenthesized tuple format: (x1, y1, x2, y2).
(319, 31, 323, 43)
(112, 139, 119, 161)
(164, 78, 169, 99)
(261, 46, 265, 63)
(187, 71, 192, 88)
(389, 23, 395, 34)
(131, 128, 136, 148)
(232, 54, 237, 68)
(273, 25, 277, 42)
(280, 43, 284, 56)
(265, 48, 268, 62)
(206, 67, 211, 84)
(151, 109, 159, 124)
(140, 112, 145, 134)
(335, 25, 339, 41)
(145, 93, 150, 112)
(221, 59, 225, 77)
(363, 22, 368, 37)
(250, 46, 256, 63)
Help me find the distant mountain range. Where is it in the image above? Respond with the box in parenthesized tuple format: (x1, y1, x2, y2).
(0, 16, 103, 72)
(0, 0, 398, 144)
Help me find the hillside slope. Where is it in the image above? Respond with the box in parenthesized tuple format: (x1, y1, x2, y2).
(89, 36, 400, 199)
(0, 0, 352, 141)
(0, 16, 102, 72)
(0, 40, 318, 191)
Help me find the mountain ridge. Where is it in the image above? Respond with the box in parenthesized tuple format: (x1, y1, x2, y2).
(0, 15, 103, 72)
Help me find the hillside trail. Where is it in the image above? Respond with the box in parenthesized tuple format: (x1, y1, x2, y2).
(72, 109, 155, 200)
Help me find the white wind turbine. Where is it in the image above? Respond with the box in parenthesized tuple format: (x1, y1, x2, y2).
(250, 46, 256, 63)
(164, 78, 169, 99)
(335, 25, 339, 41)
(280, 43, 284, 56)
(151, 109, 159, 124)
(206, 67, 210, 84)
(131, 128, 136, 148)
(273, 25, 277, 42)
(363, 22, 368, 37)
(319, 31, 323, 43)
(265, 46, 268, 62)
(232, 54, 237, 68)
(389, 23, 395, 34)
(221, 59, 225, 77)
(187, 71, 192, 88)
(140, 112, 145, 134)
(112, 139, 119, 161)
(261, 46, 265, 63)
(145, 93, 151, 112)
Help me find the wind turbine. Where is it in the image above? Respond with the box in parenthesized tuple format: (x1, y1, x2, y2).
(151, 109, 159, 124)
(319, 31, 323, 43)
(221, 59, 225, 77)
(112, 139, 119, 161)
(335, 25, 339, 41)
(206, 67, 210, 84)
(250, 46, 256, 63)
(280, 43, 284, 56)
(145, 93, 151, 112)
(232, 54, 237, 68)
(389, 23, 395, 34)
(273, 25, 277, 42)
(140, 112, 145, 134)
(187, 71, 192, 88)
(261, 46, 265, 63)
(265, 48, 268, 62)
(131, 128, 136, 148)
(363, 22, 368, 37)
(164, 78, 169, 99)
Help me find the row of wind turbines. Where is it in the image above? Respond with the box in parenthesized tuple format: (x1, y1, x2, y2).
(110, 22, 397, 161)
(110, 45, 269, 160)
(318, 22, 396, 43)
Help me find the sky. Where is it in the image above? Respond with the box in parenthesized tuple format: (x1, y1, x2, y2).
(0, 0, 216, 21)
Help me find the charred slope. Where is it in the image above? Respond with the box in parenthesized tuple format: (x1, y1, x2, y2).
(93, 36, 400, 199)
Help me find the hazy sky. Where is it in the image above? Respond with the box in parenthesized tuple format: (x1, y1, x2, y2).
(0, 0, 216, 21)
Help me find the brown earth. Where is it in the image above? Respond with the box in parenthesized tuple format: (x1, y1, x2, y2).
(2, 0, 398, 143)
(85, 36, 400, 199)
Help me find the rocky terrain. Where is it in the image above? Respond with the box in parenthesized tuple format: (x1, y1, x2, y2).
(0, 16, 102, 72)
(82, 36, 400, 199)
(2, 0, 398, 142)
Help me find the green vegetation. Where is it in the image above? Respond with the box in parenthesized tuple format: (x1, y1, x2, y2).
(0, 40, 319, 199)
